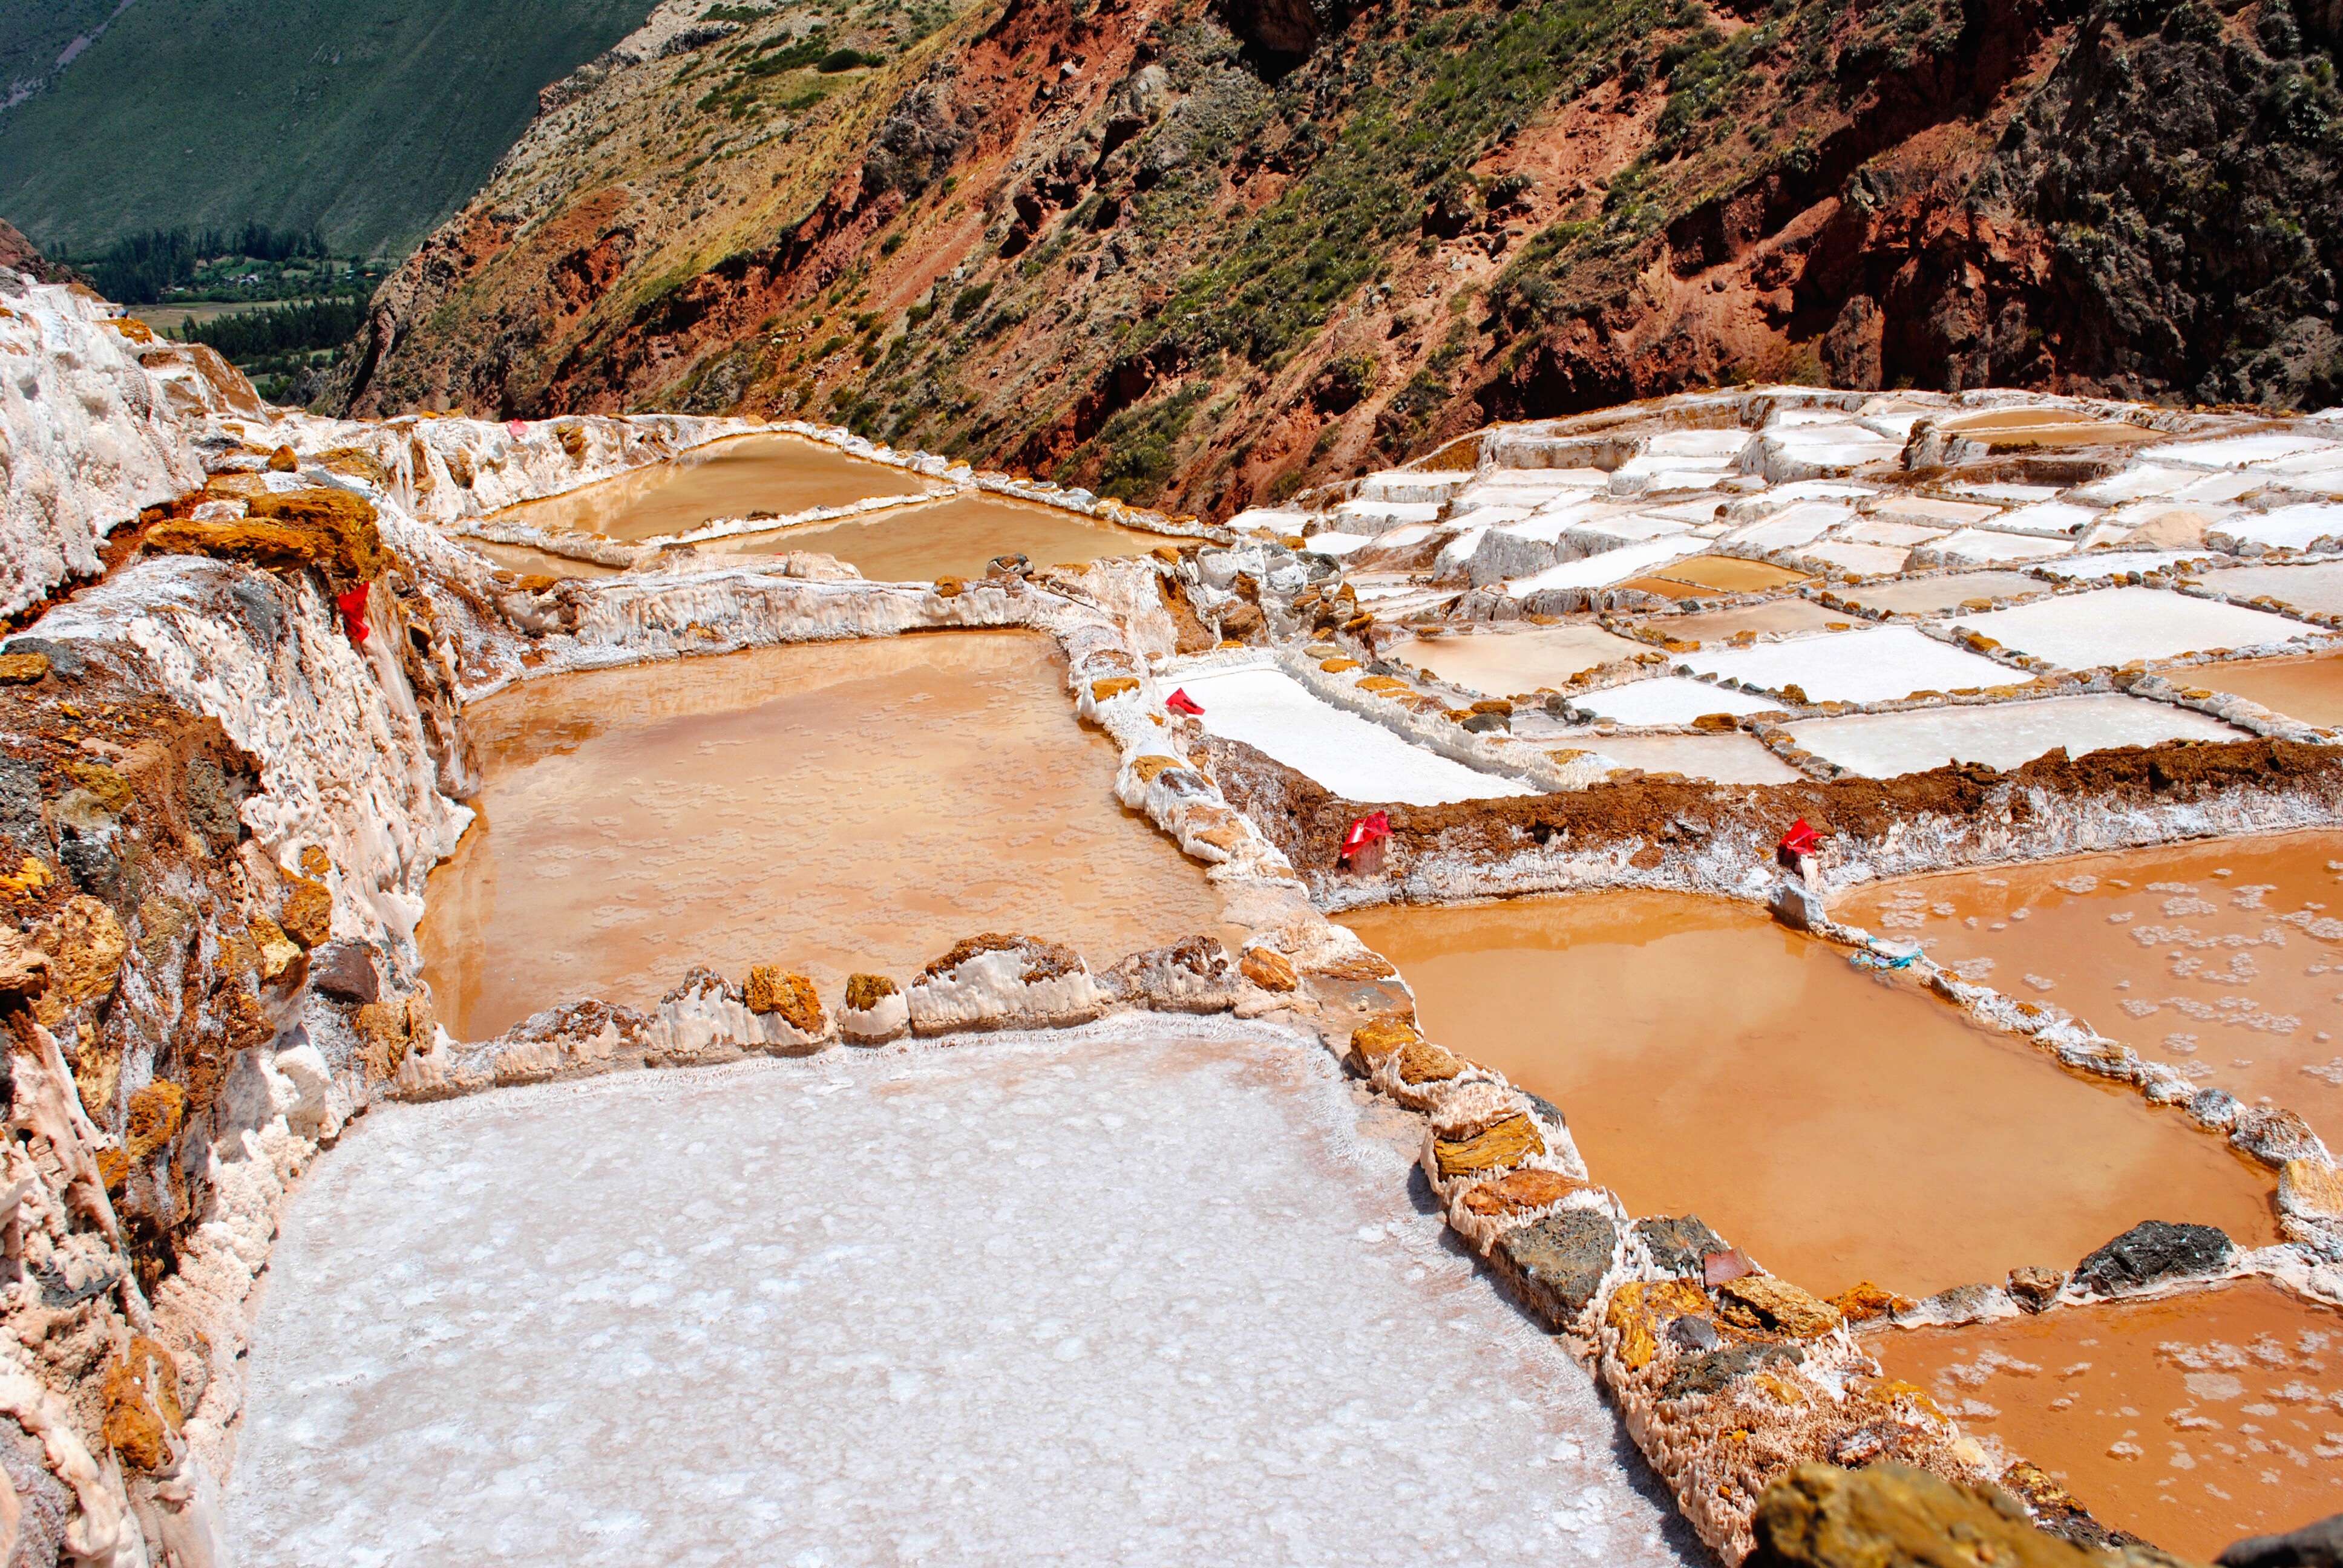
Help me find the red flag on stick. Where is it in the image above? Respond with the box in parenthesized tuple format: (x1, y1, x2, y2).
(337, 586, 372, 645)
(1778, 818, 1822, 856)
(1165, 688, 1205, 716)
(508, 419, 528, 439)
(1340, 811, 1391, 860)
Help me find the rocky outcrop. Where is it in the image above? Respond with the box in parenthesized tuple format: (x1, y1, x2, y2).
(1746, 1463, 2172, 1568)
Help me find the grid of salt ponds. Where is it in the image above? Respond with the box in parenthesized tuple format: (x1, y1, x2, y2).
(1785, 694, 2243, 778)
(1944, 587, 2316, 669)
(1679, 624, 2025, 704)
(1869, 1278, 2343, 1560)
(224, 1022, 1696, 1567)
(1842, 832, 2343, 1151)
(1338, 893, 2277, 1300)
(1174, 665, 1538, 805)
(419, 632, 1226, 1039)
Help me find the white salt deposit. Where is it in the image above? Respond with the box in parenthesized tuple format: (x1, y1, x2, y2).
(1680, 625, 2025, 703)
(1945, 586, 2316, 667)
(1924, 529, 2076, 565)
(1800, 541, 1913, 577)
(1389, 626, 1647, 694)
(1175, 665, 1538, 804)
(2218, 503, 2343, 550)
(2141, 433, 2336, 468)
(225, 1025, 1693, 1568)
(1719, 501, 1854, 552)
(1571, 676, 1783, 725)
(1840, 572, 2048, 615)
(2032, 550, 2218, 580)
(1784, 693, 2243, 777)
(1981, 500, 2099, 536)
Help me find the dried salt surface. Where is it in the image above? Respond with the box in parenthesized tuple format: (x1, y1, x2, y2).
(1387, 626, 1648, 695)
(419, 632, 1227, 1038)
(1502, 536, 1707, 596)
(1680, 624, 2027, 704)
(1175, 666, 1539, 805)
(225, 1023, 1696, 1568)
(2034, 550, 2218, 580)
(1842, 831, 2343, 1151)
(1570, 676, 1783, 725)
(1785, 694, 2243, 779)
(1947, 587, 2316, 668)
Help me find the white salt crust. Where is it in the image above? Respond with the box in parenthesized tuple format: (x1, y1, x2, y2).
(1947, 586, 2320, 668)
(1175, 665, 1539, 805)
(1784, 693, 2245, 778)
(1680, 624, 2024, 704)
(1571, 676, 1782, 726)
(226, 1023, 1694, 1568)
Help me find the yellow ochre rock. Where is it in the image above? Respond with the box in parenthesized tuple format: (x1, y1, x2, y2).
(2279, 1157, 2343, 1221)
(1090, 676, 1141, 701)
(125, 1080, 186, 1161)
(101, 1336, 183, 1472)
(1605, 1277, 1709, 1371)
(1348, 1014, 1421, 1068)
(1237, 947, 1297, 991)
(1459, 1167, 1584, 1219)
(1744, 1463, 2161, 1568)
(1434, 1112, 1545, 1180)
(0, 652, 49, 684)
(1717, 1275, 1844, 1339)
(746, 966, 827, 1033)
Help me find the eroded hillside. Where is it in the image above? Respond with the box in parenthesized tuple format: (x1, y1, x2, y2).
(343, 0, 2343, 518)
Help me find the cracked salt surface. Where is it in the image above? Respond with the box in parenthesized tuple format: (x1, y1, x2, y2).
(226, 1022, 1694, 1567)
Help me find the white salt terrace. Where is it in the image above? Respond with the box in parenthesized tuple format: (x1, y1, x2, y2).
(2208, 561, 2343, 615)
(1945, 586, 2318, 668)
(1568, 676, 1783, 726)
(1679, 624, 2026, 704)
(1174, 664, 1539, 804)
(226, 1024, 1693, 1568)
(1784, 693, 2244, 778)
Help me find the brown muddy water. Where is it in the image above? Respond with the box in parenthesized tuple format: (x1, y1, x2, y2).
(729, 491, 1175, 581)
(493, 433, 929, 542)
(1639, 557, 1813, 593)
(1337, 893, 2278, 1299)
(1843, 831, 2343, 1152)
(1870, 1278, 2343, 1560)
(420, 631, 1227, 1039)
(474, 541, 621, 580)
(2192, 653, 2343, 728)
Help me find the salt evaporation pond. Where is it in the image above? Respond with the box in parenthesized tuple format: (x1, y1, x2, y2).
(1784, 693, 2241, 778)
(420, 632, 1226, 1039)
(2207, 562, 2343, 618)
(1337, 893, 2278, 1299)
(1838, 571, 2050, 616)
(1631, 598, 1850, 643)
(1844, 831, 2343, 1150)
(475, 541, 622, 580)
(2198, 652, 2343, 728)
(1386, 625, 1647, 695)
(1946, 587, 2313, 669)
(1560, 732, 1804, 785)
(496, 432, 929, 541)
(1869, 1278, 2343, 1560)
(1680, 624, 2027, 703)
(1176, 665, 1539, 805)
(732, 490, 1174, 581)
(225, 1022, 1696, 1568)
(1615, 555, 1809, 595)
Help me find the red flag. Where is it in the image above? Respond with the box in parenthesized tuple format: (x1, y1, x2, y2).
(1778, 817, 1822, 856)
(336, 585, 372, 645)
(507, 418, 528, 439)
(1165, 688, 1204, 716)
(1340, 811, 1391, 859)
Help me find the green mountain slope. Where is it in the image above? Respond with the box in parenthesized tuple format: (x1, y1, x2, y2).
(0, 0, 656, 258)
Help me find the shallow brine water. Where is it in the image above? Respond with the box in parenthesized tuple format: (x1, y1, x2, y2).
(1843, 831, 2343, 1151)
(1386, 625, 1648, 696)
(730, 491, 1173, 581)
(495, 433, 929, 541)
(225, 1023, 1697, 1568)
(1336, 893, 2278, 1299)
(2194, 652, 2343, 729)
(419, 632, 1225, 1039)
(1869, 1278, 2343, 1560)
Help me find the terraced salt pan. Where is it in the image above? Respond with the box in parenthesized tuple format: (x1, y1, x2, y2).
(1836, 572, 2050, 616)
(1174, 665, 1538, 805)
(2196, 653, 2343, 727)
(224, 1024, 1696, 1568)
(1947, 587, 2316, 668)
(2034, 550, 2220, 581)
(1843, 832, 2343, 1151)
(419, 632, 1225, 1039)
(1338, 893, 2278, 1300)
(733, 491, 1168, 579)
(1680, 624, 2027, 704)
(1388, 626, 1648, 695)
(1556, 731, 1805, 784)
(1569, 677, 1782, 726)
(1925, 529, 2077, 565)
(496, 433, 929, 542)
(1784, 694, 2243, 778)
(1870, 1279, 2343, 1561)
(2218, 503, 2343, 550)
(1633, 598, 1850, 642)
(2205, 562, 2343, 617)
(1504, 537, 1706, 596)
